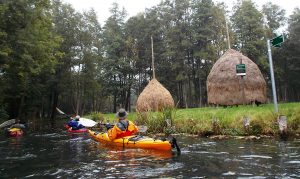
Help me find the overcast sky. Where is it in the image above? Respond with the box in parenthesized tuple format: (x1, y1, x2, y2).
(62, 0, 299, 25)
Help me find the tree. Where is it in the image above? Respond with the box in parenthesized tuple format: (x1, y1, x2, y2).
(231, 0, 265, 64)
(51, 1, 104, 116)
(274, 8, 300, 101)
(262, 2, 286, 38)
(102, 3, 129, 112)
(0, 0, 61, 120)
(191, 0, 229, 107)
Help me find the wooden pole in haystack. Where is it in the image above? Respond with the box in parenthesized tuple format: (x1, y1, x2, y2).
(135, 36, 175, 112)
(151, 36, 155, 79)
(225, 18, 231, 49)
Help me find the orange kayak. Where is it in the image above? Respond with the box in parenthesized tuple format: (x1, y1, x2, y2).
(88, 130, 180, 151)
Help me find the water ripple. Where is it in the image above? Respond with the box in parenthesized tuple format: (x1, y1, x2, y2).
(5, 154, 37, 160)
(124, 162, 184, 178)
(34, 133, 65, 138)
(286, 161, 300, 164)
(240, 155, 272, 159)
(222, 171, 236, 176)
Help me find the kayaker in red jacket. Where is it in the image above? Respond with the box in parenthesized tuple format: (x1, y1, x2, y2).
(106, 108, 139, 140)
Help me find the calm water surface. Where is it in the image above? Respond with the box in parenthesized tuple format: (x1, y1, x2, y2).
(0, 125, 299, 178)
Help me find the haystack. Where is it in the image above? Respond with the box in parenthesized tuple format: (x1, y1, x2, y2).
(207, 49, 267, 105)
(136, 78, 174, 112)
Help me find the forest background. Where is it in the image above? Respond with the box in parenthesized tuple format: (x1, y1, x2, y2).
(0, 0, 299, 121)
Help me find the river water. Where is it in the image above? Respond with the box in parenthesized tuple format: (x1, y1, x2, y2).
(0, 124, 300, 178)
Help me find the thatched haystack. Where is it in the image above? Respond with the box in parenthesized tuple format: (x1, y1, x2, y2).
(136, 78, 174, 112)
(207, 49, 267, 106)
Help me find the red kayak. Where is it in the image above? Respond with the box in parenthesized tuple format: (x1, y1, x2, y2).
(64, 124, 88, 133)
(6, 128, 24, 137)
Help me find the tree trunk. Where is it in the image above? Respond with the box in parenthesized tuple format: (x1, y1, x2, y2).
(113, 94, 117, 113)
(125, 87, 131, 112)
(199, 77, 202, 107)
(183, 81, 188, 108)
(50, 89, 59, 121)
(177, 81, 184, 108)
(18, 95, 25, 121)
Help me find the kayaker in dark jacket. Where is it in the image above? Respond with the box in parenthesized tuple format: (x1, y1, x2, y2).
(9, 123, 26, 129)
(67, 115, 85, 130)
(5, 120, 27, 136)
(106, 108, 138, 140)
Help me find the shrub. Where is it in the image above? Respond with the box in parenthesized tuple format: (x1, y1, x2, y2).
(288, 108, 300, 132)
(135, 107, 177, 134)
(89, 112, 105, 123)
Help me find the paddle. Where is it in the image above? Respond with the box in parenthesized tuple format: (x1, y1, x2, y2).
(56, 107, 95, 126)
(0, 119, 16, 128)
(57, 107, 95, 127)
(56, 107, 148, 132)
(56, 107, 72, 118)
(78, 118, 98, 127)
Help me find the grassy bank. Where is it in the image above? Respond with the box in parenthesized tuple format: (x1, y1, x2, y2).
(93, 103, 300, 137)
(172, 103, 300, 136)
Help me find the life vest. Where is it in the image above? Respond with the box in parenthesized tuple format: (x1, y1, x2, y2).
(117, 130, 134, 138)
(108, 120, 139, 140)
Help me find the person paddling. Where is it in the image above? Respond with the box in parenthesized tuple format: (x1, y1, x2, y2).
(5, 120, 27, 137)
(67, 115, 85, 130)
(106, 108, 139, 140)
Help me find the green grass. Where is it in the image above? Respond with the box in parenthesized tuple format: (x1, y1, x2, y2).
(94, 103, 300, 136)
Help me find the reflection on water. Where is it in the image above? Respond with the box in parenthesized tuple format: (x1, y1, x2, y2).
(93, 143, 173, 160)
(0, 127, 299, 178)
(85, 143, 177, 178)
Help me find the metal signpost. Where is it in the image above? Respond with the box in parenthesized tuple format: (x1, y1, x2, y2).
(270, 34, 284, 48)
(267, 34, 284, 113)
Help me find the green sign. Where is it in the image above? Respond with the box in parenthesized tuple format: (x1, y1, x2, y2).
(236, 64, 246, 76)
(270, 35, 284, 47)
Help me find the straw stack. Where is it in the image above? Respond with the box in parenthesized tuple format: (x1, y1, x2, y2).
(207, 49, 267, 105)
(136, 78, 174, 112)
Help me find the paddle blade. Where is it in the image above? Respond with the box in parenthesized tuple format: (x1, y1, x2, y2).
(79, 118, 98, 127)
(0, 119, 16, 128)
(56, 107, 66, 115)
(138, 125, 148, 133)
